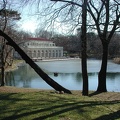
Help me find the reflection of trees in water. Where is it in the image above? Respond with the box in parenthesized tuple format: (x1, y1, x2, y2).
(75, 73, 82, 83)
(52, 73, 71, 81)
(57, 73, 83, 83)
(5, 65, 40, 88)
(106, 73, 120, 85)
(106, 73, 116, 87)
(24, 65, 40, 78)
(51, 73, 83, 84)
(5, 72, 15, 86)
(88, 72, 97, 76)
(17, 65, 40, 88)
(106, 73, 120, 92)
(107, 73, 120, 80)
(17, 65, 40, 79)
(4, 64, 120, 91)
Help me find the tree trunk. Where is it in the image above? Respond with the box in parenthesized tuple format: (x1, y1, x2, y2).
(97, 43, 108, 92)
(1, 44, 5, 86)
(81, 50, 88, 95)
(0, 30, 72, 94)
(81, 0, 88, 96)
(1, 67, 5, 86)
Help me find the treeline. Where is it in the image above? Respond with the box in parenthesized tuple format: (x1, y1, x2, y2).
(51, 32, 120, 59)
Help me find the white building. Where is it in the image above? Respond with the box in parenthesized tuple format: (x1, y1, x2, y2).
(14, 38, 63, 59)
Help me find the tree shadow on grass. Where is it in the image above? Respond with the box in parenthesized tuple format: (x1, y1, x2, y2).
(33, 101, 120, 120)
(94, 110, 120, 120)
(1, 97, 120, 120)
(89, 91, 103, 97)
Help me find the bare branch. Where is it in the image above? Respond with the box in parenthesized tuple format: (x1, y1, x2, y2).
(0, 0, 6, 13)
(87, 1, 102, 37)
(114, 0, 120, 5)
(108, 13, 120, 42)
(103, 0, 109, 37)
(50, 0, 82, 7)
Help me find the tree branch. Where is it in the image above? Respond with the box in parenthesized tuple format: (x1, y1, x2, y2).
(0, 0, 6, 13)
(50, 0, 82, 7)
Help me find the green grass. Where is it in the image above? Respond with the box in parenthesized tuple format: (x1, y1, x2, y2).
(0, 91, 120, 120)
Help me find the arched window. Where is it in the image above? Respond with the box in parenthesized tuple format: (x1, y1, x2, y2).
(56, 50, 58, 57)
(59, 50, 61, 57)
(38, 50, 40, 57)
(53, 50, 55, 57)
(42, 50, 44, 57)
(28, 50, 32, 58)
(49, 50, 51, 58)
(46, 50, 48, 57)
(33, 50, 36, 57)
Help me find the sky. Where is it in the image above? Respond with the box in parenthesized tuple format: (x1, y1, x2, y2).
(1, 0, 37, 33)
(18, 15, 38, 34)
(3, 0, 119, 36)
(15, 1, 39, 34)
(2, 0, 44, 34)
(3, 0, 78, 35)
(13, 0, 76, 35)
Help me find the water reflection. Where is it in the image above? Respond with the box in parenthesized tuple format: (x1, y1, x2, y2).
(5, 72, 15, 86)
(1, 60, 120, 91)
(106, 73, 120, 92)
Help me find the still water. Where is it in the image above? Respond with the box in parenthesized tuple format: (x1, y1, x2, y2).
(5, 59, 120, 92)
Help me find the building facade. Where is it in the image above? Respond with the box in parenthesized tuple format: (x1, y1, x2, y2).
(14, 38, 63, 59)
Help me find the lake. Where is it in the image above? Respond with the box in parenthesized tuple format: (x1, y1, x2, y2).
(4, 59, 120, 92)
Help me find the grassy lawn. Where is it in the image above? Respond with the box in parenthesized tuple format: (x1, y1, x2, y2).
(0, 87, 120, 120)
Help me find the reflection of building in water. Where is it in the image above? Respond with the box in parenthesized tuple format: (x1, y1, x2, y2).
(14, 38, 63, 59)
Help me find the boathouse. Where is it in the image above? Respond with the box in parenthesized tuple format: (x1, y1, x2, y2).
(14, 38, 63, 59)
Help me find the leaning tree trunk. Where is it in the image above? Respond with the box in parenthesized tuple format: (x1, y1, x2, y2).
(0, 30, 72, 94)
(97, 43, 108, 92)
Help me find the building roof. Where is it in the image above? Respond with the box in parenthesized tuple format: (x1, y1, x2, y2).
(27, 38, 51, 42)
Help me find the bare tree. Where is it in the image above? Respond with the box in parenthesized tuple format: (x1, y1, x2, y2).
(50, 0, 120, 92)
(0, 2, 21, 86)
(0, 0, 7, 86)
(87, 0, 120, 92)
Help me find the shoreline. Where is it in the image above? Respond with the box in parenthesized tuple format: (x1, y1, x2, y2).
(35, 57, 80, 62)
(2, 57, 119, 73)
(6, 60, 25, 72)
(4, 58, 80, 72)
(5, 60, 25, 72)
(0, 86, 120, 101)
(0, 85, 120, 95)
